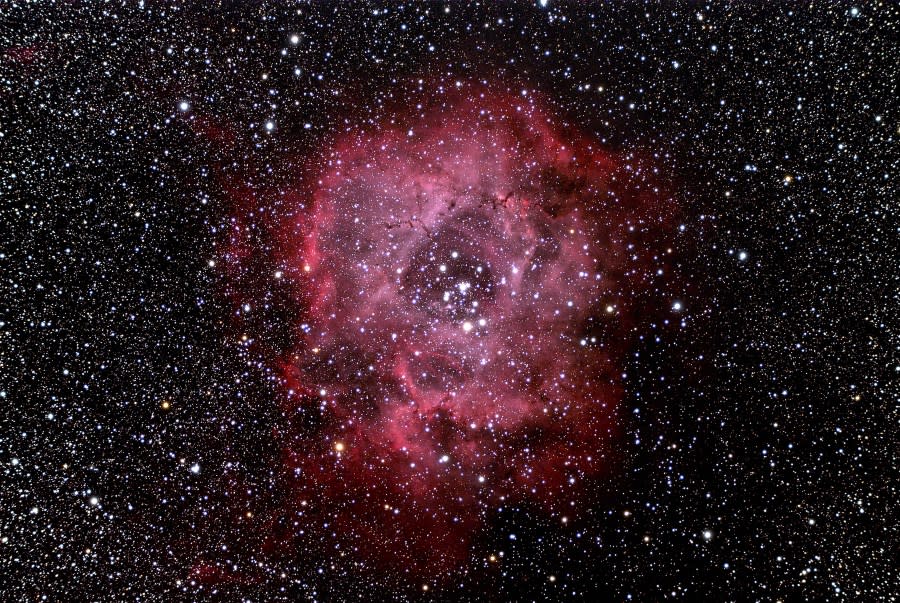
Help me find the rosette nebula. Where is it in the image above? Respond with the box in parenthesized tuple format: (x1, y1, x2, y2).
(231, 84, 676, 573)
(10, 4, 895, 600)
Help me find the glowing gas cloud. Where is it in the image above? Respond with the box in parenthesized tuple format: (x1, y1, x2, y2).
(226, 82, 677, 574)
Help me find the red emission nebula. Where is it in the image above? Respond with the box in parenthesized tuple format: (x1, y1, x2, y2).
(225, 83, 678, 575)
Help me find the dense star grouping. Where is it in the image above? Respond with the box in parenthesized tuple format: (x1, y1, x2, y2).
(2, 2, 898, 601)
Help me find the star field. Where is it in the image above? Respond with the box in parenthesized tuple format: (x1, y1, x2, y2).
(2, 2, 898, 601)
